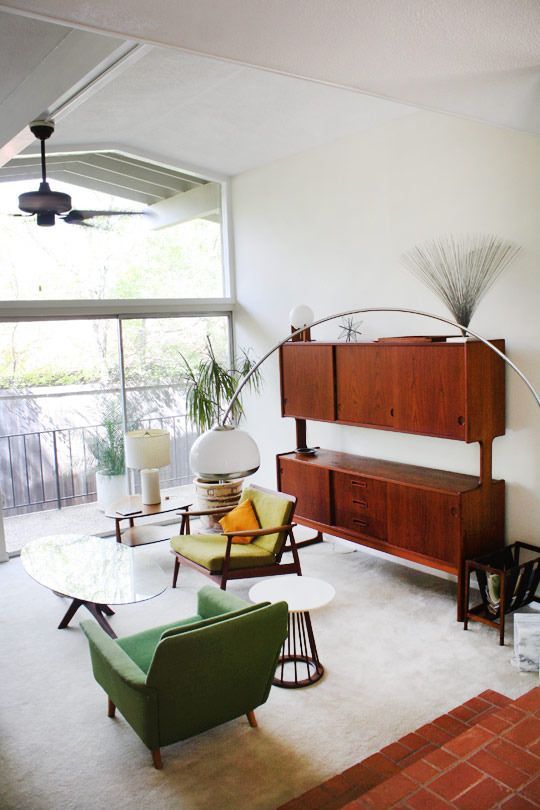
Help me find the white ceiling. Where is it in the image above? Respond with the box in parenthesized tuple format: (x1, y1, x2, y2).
(0, 1, 538, 180)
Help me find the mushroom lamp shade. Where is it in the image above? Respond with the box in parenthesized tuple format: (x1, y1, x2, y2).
(124, 429, 171, 504)
(189, 425, 260, 482)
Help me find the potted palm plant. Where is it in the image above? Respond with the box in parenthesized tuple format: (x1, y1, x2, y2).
(182, 337, 261, 528)
(88, 400, 128, 511)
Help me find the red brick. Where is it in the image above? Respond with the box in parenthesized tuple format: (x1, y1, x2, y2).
(521, 775, 540, 805)
(433, 713, 468, 736)
(468, 749, 530, 789)
(462, 696, 492, 714)
(449, 704, 477, 724)
(529, 738, 540, 757)
(453, 775, 510, 810)
(476, 711, 513, 734)
(416, 723, 452, 745)
(340, 764, 382, 794)
(398, 746, 436, 769)
(401, 759, 439, 784)
(423, 748, 458, 771)
(399, 732, 430, 752)
(322, 772, 358, 797)
(404, 789, 452, 809)
(280, 786, 330, 809)
(361, 753, 399, 779)
(429, 762, 483, 801)
(486, 738, 540, 775)
(500, 796, 540, 809)
(360, 774, 416, 808)
(504, 716, 540, 748)
(443, 725, 495, 757)
(513, 687, 540, 712)
(496, 705, 528, 726)
(477, 689, 511, 707)
(380, 741, 413, 763)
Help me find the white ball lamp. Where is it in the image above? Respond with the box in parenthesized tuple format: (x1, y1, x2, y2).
(124, 428, 171, 505)
(289, 304, 314, 330)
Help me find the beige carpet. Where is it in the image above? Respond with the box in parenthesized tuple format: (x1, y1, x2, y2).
(1, 536, 537, 810)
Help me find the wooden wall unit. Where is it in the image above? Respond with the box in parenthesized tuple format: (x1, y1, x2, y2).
(277, 339, 506, 620)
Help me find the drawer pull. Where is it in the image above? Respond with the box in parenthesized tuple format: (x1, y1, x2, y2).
(352, 480, 368, 489)
(457, 416, 465, 425)
(352, 499, 368, 508)
(353, 518, 369, 528)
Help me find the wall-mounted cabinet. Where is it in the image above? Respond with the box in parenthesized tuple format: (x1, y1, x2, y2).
(280, 339, 505, 442)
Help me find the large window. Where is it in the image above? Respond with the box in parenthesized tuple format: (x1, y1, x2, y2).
(0, 170, 233, 553)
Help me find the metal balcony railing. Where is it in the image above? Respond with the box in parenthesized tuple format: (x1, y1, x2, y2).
(0, 414, 197, 517)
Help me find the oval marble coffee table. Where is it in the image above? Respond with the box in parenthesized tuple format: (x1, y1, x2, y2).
(249, 575, 335, 688)
(21, 534, 167, 637)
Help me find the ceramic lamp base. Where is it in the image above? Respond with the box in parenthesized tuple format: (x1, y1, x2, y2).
(141, 468, 161, 505)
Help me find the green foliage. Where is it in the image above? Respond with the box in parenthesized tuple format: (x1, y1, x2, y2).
(181, 337, 262, 432)
(87, 400, 125, 475)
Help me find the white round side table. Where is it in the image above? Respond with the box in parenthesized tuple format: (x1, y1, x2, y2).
(249, 575, 335, 688)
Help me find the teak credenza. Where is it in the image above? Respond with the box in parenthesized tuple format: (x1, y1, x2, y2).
(276, 339, 506, 620)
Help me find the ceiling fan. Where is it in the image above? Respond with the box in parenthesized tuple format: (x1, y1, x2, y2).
(14, 120, 148, 227)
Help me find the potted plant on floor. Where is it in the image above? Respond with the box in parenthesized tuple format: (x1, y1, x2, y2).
(88, 400, 128, 511)
(182, 337, 261, 529)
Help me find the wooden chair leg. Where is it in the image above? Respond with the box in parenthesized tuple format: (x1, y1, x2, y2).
(246, 710, 257, 728)
(151, 749, 163, 770)
(172, 557, 180, 588)
(107, 698, 116, 718)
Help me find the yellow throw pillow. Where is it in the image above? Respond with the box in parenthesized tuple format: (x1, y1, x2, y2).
(219, 499, 260, 544)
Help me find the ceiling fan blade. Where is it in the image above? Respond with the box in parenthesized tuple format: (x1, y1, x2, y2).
(63, 209, 147, 223)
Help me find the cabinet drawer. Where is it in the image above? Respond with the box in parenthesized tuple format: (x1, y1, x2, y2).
(332, 471, 387, 540)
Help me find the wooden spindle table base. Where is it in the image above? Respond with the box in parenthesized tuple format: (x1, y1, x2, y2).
(274, 610, 324, 688)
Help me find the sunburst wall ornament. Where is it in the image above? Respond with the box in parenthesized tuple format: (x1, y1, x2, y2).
(401, 234, 521, 332)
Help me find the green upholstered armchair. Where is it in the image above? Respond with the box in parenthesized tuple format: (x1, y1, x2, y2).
(81, 586, 288, 769)
(170, 484, 302, 590)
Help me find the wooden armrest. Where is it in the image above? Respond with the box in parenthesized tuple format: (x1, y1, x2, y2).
(220, 523, 296, 539)
(176, 506, 228, 518)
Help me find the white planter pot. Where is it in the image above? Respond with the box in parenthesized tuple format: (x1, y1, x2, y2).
(95, 471, 128, 512)
(194, 477, 244, 532)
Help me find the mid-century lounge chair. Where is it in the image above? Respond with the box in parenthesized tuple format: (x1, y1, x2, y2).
(81, 586, 288, 768)
(170, 484, 302, 590)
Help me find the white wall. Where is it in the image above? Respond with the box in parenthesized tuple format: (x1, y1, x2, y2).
(232, 111, 540, 545)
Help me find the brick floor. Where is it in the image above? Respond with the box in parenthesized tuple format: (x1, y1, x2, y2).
(278, 688, 540, 810)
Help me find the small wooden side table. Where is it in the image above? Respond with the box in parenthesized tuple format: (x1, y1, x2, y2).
(249, 575, 335, 688)
(106, 495, 191, 546)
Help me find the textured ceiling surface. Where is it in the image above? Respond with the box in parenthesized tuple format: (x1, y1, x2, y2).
(0, 1, 537, 179)
(1, 0, 538, 134)
(42, 49, 413, 175)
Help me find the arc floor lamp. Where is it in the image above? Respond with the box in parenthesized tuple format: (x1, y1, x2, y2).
(189, 306, 540, 482)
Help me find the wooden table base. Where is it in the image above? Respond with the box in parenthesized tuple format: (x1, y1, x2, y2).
(57, 598, 117, 637)
(273, 611, 324, 688)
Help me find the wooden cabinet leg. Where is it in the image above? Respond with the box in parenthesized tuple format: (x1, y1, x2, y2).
(108, 698, 116, 718)
(246, 710, 257, 728)
(151, 749, 163, 769)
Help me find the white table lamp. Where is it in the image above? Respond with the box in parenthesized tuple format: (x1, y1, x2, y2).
(124, 429, 171, 505)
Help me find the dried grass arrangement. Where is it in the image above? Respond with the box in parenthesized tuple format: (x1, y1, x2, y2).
(402, 234, 521, 331)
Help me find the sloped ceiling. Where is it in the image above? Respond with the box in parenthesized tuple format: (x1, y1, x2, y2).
(1, 0, 539, 136)
(0, 1, 537, 182)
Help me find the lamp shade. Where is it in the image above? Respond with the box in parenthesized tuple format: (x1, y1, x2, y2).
(124, 429, 171, 470)
(190, 425, 260, 482)
(289, 304, 314, 329)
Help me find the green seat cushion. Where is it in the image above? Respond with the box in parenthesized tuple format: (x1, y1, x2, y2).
(240, 487, 294, 554)
(117, 615, 202, 673)
(170, 534, 275, 573)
